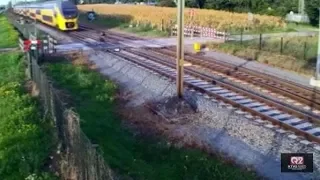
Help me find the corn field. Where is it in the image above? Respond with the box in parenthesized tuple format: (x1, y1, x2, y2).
(78, 4, 286, 32)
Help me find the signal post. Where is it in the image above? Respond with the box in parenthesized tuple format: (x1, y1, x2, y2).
(176, 0, 185, 98)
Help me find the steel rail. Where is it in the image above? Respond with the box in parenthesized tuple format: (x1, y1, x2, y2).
(146, 47, 320, 111)
(63, 28, 320, 144)
(106, 49, 320, 144)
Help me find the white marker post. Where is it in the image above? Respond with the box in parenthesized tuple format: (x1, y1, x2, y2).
(310, 8, 320, 87)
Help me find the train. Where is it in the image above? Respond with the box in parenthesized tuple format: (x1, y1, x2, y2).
(12, 0, 79, 31)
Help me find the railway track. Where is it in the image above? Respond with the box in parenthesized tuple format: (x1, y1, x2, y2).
(65, 27, 320, 145)
(78, 24, 320, 115)
(12, 15, 320, 144)
(153, 47, 320, 110)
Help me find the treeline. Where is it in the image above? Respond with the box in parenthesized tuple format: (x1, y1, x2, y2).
(181, 0, 318, 26)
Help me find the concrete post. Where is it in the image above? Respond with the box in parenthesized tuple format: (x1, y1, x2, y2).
(310, 8, 320, 87)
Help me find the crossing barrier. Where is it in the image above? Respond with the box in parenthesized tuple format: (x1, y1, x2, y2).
(171, 25, 229, 40)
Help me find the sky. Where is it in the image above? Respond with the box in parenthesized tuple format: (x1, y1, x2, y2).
(0, 0, 32, 6)
(0, 0, 11, 6)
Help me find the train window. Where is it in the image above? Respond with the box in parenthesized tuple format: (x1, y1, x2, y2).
(42, 15, 53, 23)
(62, 9, 78, 19)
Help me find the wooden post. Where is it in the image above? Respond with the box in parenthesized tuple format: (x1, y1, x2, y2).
(176, 0, 185, 98)
(259, 34, 262, 50)
(161, 19, 164, 31)
(280, 37, 283, 54)
(304, 42, 307, 60)
(240, 29, 243, 45)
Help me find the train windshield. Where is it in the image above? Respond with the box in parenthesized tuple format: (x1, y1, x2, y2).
(62, 9, 78, 19)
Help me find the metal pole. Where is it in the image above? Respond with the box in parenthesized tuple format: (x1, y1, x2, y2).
(316, 9, 320, 80)
(176, 0, 185, 98)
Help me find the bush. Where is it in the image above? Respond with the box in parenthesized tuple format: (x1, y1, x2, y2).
(158, 0, 176, 7)
(0, 53, 56, 180)
(305, 0, 319, 26)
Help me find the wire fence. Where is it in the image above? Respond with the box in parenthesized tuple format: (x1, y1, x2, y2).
(22, 32, 115, 179)
(226, 33, 318, 60)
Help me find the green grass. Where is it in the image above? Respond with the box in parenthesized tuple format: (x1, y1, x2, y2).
(0, 52, 56, 180)
(230, 35, 317, 60)
(0, 15, 57, 180)
(78, 13, 169, 37)
(231, 22, 318, 35)
(44, 61, 258, 180)
(0, 15, 19, 48)
(208, 35, 318, 76)
(286, 23, 319, 32)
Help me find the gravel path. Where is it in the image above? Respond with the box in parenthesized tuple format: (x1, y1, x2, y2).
(85, 49, 320, 180)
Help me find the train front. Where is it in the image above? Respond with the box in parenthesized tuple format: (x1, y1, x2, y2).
(58, 0, 78, 30)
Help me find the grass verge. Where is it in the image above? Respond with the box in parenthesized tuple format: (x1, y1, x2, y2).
(44, 57, 258, 180)
(78, 13, 169, 38)
(0, 52, 56, 180)
(0, 15, 19, 48)
(233, 23, 319, 35)
(208, 35, 318, 76)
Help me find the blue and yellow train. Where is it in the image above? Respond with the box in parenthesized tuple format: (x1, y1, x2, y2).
(13, 0, 79, 31)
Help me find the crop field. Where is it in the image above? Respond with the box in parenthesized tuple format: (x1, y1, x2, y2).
(78, 4, 286, 33)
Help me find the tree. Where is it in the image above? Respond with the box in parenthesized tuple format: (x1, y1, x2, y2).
(158, 0, 176, 7)
(305, 0, 319, 26)
(184, 0, 197, 8)
(196, 0, 205, 8)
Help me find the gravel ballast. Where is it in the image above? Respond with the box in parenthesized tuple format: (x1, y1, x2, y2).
(86, 49, 320, 180)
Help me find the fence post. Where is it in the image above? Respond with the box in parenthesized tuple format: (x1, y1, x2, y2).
(23, 27, 26, 38)
(240, 29, 243, 45)
(224, 29, 228, 42)
(259, 33, 262, 50)
(304, 41, 307, 60)
(161, 18, 164, 31)
(280, 37, 283, 54)
(27, 51, 32, 79)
